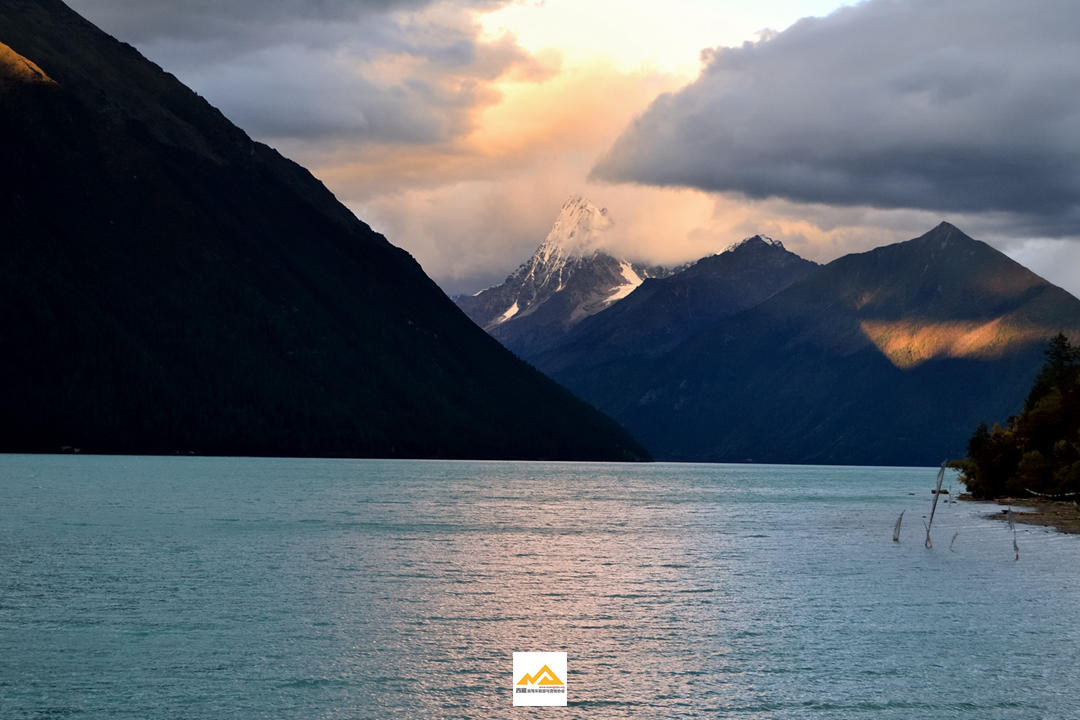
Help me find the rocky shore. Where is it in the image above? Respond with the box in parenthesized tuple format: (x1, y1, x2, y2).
(961, 495, 1080, 535)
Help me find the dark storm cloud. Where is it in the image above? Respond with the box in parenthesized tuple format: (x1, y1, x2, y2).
(592, 0, 1080, 235)
(66, 0, 535, 146)
(66, 0, 504, 44)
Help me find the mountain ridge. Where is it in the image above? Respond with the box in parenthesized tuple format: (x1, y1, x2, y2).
(531, 234, 820, 375)
(544, 222, 1080, 464)
(0, 0, 648, 461)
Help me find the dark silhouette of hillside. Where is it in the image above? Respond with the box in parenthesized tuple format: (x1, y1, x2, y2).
(545, 223, 1080, 464)
(0, 1, 647, 460)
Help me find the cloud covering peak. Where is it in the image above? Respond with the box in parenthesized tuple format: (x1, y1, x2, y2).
(593, 0, 1080, 236)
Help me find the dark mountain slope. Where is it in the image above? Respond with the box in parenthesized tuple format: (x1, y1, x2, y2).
(532, 236, 818, 375)
(551, 223, 1080, 464)
(0, 0, 646, 460)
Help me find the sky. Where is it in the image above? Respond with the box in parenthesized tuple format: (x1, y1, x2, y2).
(67, 0, 1080, 297)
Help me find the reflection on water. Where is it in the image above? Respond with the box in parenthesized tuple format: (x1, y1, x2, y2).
(1, 457, 1078, 718)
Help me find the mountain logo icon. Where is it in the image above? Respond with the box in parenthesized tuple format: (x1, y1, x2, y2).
(513, 652, 567, 706)
(516, 664, 564, 687)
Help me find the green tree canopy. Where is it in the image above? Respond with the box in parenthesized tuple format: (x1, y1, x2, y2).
(951, 334, 1080, 498)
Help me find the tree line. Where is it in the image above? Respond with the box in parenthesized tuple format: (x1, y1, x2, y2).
(950, 334, 1080, 498)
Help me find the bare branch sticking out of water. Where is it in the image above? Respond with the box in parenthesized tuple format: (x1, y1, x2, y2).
(925, 462, 946, 549)
(950, 531, 958, 552)
(1006, 509, 1020, 561)
(893, 510, 904, 542)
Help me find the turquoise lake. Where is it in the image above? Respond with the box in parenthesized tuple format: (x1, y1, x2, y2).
(1, 456, 1078, 718)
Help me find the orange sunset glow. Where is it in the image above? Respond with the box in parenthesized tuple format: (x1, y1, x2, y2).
(63, 0, 1080, 296)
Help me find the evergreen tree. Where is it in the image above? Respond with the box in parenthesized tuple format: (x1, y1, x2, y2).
(1025, 333, 1080, 411)
(954, 334, 1080, 498)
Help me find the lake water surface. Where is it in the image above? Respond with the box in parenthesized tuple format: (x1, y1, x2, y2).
(1, 456, 1078, 718)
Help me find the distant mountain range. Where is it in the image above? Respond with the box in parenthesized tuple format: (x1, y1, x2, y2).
(463, 209, 1080, 465)
(0, 0, 646, 460)
(9, 0, 1074, 467)
(532, 234, 820, 376)
(456, 197, 673, 357)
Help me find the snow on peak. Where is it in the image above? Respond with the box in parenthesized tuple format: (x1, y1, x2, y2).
(723, 234, 785, 254)
(537, 195, 614, 263)
(498, 300, 520, 323)
(606, 260, 645, 303)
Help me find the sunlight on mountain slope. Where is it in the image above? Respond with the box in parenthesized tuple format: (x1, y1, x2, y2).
(860, 317, 1053, 368)
(0, 42, 53, 85)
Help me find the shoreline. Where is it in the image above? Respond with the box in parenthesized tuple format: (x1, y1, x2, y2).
(961, 494, 1080, 535)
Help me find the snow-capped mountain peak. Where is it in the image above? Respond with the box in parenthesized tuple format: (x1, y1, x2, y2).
(455, 196, 672, 350)
(536, 195, 614, 264)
